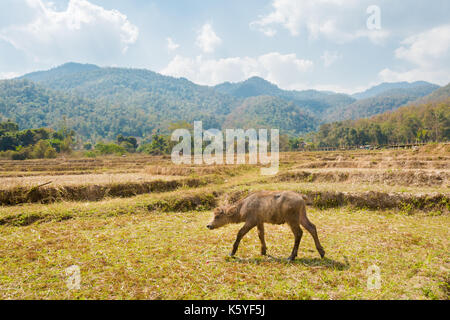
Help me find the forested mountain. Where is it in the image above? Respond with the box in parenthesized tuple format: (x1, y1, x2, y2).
(352, 81, 438, 100)
(214, 77, 281, 98)
(21, 63, 237, 129)
(0, 62, 443, 143)
(15, 63, 355, 138)
(214, 76, 356, 117)
(314, 98, 450, 147)
(22, 62, 101, 83)
(25, 65, 355, 120)
(223, 96, 317, 135)
(326, 84, 440, 122)
(314, 82, 449, 147)
(0, 79, 165, 141)
(412, 82, 450, 105)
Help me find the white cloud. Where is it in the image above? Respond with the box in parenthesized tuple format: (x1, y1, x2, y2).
(161, 52, 313, 89)
(321, 50, 341, 67)
(395, 24, 450, 67)
(379, 68, 448, 85)
(0, 72, 20, 80)
(307, 83, 371, 95)
(167, 37, 180, 52)
(195, 23, 222, 53)
(0, 0, 139, 64)
(379, 24, 450, 85)
(250, 0, 389, 44)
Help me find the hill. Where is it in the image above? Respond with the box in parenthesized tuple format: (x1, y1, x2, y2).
(214, 76, 356, 117)
(223, 96, 317, 135)
(22, 62, 101, 83)
(18, 64, 355, 137)
(214, 76, 281, 98)
(314, 96, 450, 147)
(352, 81, 439, 100)
(26, 66, 356, 121)
(19, 64, 247, 137)
(21, 64, 237, 124)
(7, 63, 445, 142)
(327, 84, 440, 122)
(0, 79, 174, 141)
(411, 82, 450, 105)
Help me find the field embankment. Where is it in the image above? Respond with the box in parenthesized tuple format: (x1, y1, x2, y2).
(0, 177, 212, 206)
(0, 144, 448, 299)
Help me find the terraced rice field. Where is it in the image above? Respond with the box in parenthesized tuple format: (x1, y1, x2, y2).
(0, 144, 448, 299)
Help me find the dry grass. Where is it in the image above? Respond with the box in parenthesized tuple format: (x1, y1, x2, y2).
(276, 169, 450, 188)
(146, 164, 256, 176)
(0, 144, 449, 300)
(0, 177, 212, 206)
(0, 173, 184, 189)
(0, 207, 448, 300)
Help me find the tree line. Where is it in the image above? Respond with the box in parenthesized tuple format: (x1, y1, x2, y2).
(312, 99, 450, 148)
(0, 120, 75, 160)
(1, 97, 448, 160)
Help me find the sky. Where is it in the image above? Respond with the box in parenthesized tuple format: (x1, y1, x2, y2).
(0, 0, 449, 94)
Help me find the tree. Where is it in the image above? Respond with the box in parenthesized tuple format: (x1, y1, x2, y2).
(312, 98, 450, 147)
(139, 134, 169, 155)
(84, 142, 93, 150)
(117, 134, 138, 152)
(94, 142, 126, 155)
(0, 134, 17, 151)
(0, 120, 18, 134)
(168, 121, 193, 132)
(60, 136, 74, 153)
(32, 140, 57, 159)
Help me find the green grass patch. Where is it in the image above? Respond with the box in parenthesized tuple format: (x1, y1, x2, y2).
(0, 207, 447, 299)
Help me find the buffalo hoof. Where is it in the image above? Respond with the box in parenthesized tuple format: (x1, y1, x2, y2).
(319, 249, 326, 259)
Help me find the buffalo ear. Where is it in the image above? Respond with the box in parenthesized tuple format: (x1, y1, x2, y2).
(215, 207, 225, 216)
(225, 206, 236, 216)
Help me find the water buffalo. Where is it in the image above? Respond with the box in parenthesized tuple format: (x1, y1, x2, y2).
(207, 191, 325, 261)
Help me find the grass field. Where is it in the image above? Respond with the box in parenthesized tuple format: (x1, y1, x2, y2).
(0, 144, 449, 300)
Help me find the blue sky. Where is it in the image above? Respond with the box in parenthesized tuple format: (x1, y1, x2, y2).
(0, 0, 449, 93)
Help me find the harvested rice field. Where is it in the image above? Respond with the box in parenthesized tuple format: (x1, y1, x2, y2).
(0, 143, 449, 299)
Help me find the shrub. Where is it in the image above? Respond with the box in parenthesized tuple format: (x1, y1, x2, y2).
(44, 147, 57, 159)
(95, 142, 126, 155)
(32, 140, 56, 159)
(84, 142, 93, 150)
(119, 141, 137, 153)
(84, 151, 97, 158)
(138, 134, 169, 155)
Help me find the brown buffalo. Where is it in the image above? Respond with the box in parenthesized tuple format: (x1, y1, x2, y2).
(207, 191, 325, 261)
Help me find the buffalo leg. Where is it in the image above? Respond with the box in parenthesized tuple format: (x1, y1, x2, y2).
(287, 223, 303, 261)
(257, 223, 267, 256)
(230, 222, 255, 257)
(300, 217, 325, 258)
